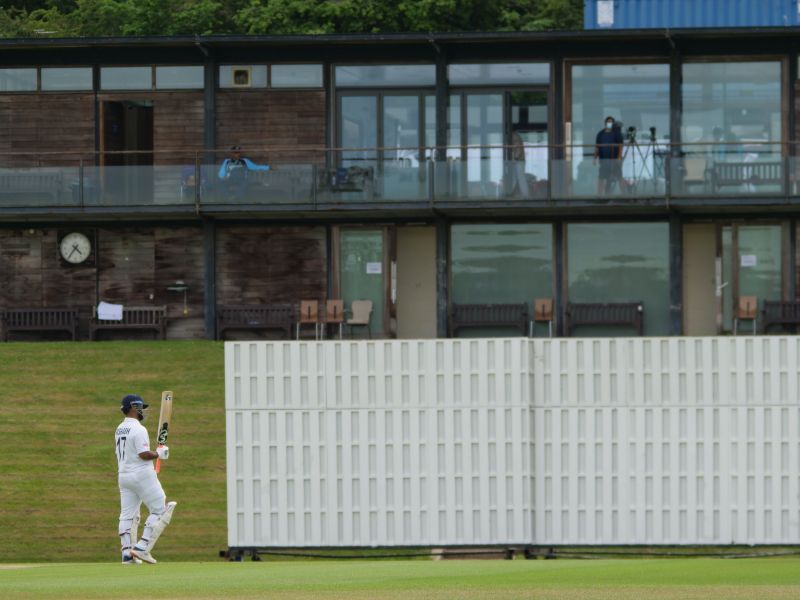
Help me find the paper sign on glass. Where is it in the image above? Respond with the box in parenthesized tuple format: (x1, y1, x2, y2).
(740, 254, 757, 267)
(366, 262, 382, 274)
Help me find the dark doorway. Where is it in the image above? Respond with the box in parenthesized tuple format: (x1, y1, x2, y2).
(101, 101, 154, 203)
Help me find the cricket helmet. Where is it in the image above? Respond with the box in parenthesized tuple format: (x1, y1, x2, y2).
(121, 394, 149, 420)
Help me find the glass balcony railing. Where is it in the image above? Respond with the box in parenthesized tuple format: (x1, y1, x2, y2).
(0, 143, 796, 211)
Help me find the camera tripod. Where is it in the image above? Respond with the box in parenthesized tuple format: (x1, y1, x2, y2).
(622, 132, 657, 193)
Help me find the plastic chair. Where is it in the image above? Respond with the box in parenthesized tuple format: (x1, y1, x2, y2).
(733, 295, 758, 335)
(296, 300, 320, 340)
(530, 298, 554, 337)
(347, 300, 373, 338)
(682, 157, 708, 192)
(323, 299, 344, 340)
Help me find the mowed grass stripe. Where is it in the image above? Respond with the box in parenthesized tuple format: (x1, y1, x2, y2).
(2, 560, 800, 599)
(0, 341, 226, 563)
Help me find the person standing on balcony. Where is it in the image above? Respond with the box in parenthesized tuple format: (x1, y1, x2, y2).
(218, 145, 270, 200)
(593, 116, 624, 195)
(507, 132, 529, 198)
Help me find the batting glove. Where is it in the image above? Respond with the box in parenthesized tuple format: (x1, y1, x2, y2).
(157, 445, 170, 460)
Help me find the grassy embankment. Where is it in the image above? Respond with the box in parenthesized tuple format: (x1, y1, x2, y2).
(0, 341, 226, 563)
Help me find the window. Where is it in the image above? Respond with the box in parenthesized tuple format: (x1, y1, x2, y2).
(101, 67, 152, 90)
(451, 223, 553, 336)
(0, 68, 36, 91)
(41, 67, 92, 91)
(569, 63, 669, 196)
(567, 222, 670, 336)
(448, 63, 550, 86)
(682, 61, 781, 158)
(335, 65, 435, 87)
(155, 66, 203, 89)
(219, 65, 267, 88)
(271, 64, 322, 88)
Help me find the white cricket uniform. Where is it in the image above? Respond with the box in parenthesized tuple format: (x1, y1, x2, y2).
(115, 417, 166, 550)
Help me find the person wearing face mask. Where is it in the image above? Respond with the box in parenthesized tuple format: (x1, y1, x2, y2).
(593, 116, 624, 195)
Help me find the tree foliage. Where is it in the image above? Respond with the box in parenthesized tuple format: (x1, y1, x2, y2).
(0, 0, 582, 37)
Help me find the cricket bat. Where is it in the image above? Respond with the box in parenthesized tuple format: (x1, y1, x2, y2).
(154, 391, 173, 474)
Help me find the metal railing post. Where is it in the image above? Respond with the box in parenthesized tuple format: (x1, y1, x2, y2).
(312, 164, 318, 209)
(428, 159, 435, 206)
(194, 153, 201, 213)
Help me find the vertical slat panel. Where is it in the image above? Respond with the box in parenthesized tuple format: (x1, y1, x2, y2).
(227, 337, 800, 547)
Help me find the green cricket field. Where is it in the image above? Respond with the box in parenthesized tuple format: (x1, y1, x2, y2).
(2, 558, 800, 600)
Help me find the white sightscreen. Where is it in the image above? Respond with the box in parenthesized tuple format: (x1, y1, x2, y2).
(226, 337, 800, 547)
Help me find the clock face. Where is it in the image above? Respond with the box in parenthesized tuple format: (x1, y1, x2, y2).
(59, 232, 92, 265)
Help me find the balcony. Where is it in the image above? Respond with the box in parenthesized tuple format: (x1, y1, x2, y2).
(0, 142, 795, 219)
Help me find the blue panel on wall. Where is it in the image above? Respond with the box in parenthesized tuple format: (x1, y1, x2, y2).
(584, 0, 800, 29)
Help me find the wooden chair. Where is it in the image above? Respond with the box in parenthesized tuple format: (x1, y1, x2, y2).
(530, 298, 554, 337)
(296, 300, 320, 340)
(347, 300, 373, 338)
(734, 295, 758, 335)
(323, 299, 344, 339)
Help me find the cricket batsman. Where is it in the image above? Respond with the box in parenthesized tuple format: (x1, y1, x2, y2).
(115, 394, 176, 565)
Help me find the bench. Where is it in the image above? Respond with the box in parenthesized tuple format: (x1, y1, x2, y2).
(317, 166, 375, 193)
(217, 304, 296, 339)
(0, 171, 63, 203)
(1, 307, 79, 341)
(449, 303, 529, 336)
(565, 302, 644, 336)
(762, 300, 800, 333)
(90, 305, 167, 340)
(710, 161, 783, 191)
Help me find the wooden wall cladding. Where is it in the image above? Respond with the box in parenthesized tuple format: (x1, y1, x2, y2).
(0, 226, 206, 339)
(215, 91, 326, 164)
(216, 226, 327, 305)
(152, 93, 204, 164)
(0, 94, 95, 166)
(154, 225, 205, 338)
(97, 228, 156, 304)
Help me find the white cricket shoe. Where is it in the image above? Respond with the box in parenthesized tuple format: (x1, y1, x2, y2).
(121, 552, 142, 565)
(130, 547, 157, 564)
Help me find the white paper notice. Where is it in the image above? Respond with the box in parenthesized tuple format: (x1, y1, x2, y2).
(97, 301, 123, 321)
(597, 0, 614, 27)
(740, 254, 757, 267)
(366, 262, 382, 274)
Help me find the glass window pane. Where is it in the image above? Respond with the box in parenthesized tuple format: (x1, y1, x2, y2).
(101, 67, 152, 90)
(447, 95, 461, 158)
(155, 66, 204, 89)
(0, 68, 36, 91)
(682, 62, 781, 158)
(219, 65, 267, 88)
(335, 65, 435, 87)
(738, 225, 782, 310)
(41, 67, 92, 91)
(424, 95, 436, 152)
(467, 94, 503, 188)
(383, 96, 419, 160)
(567, 222, 670, 336)
(449, 63, 549, 85)
(341, 95, 378, 165)
(451, 223, 553, 336)
(511, 91, 549, 184)
(271, 64, 322, 88)
(340, 230, 384, 335)
(570, 64, 670, 196)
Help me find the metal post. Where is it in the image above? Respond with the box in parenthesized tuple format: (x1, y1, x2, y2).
(436, 217, 449, 338)
(554, 221, 564, 336)
(203, 218, 217, 340)
(79, 159, 84, 208)
(669, 214, 683, 336)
